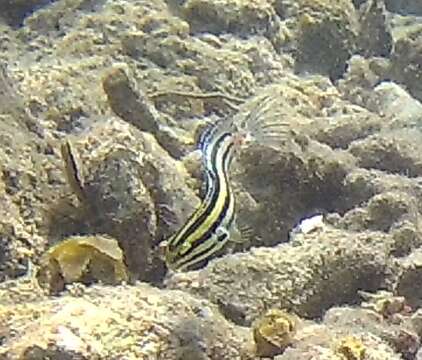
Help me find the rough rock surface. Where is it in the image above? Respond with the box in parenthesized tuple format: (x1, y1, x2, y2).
(0, 0, 55, 27)
(0, 280, 252, 359)
(1, 0, 422, 359)
(166, 227, 391, 325)
(385, 0, 422, 16)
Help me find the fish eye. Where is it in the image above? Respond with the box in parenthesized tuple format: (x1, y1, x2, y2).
(215, 227, 229, 242)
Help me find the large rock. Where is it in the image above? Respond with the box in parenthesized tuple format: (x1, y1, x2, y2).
(0, 281, 252, 359)
(166, 227, 390, 325)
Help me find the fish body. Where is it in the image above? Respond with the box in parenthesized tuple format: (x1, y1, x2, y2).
(165, 95, 289, 271)
(165, 124, 237, 271)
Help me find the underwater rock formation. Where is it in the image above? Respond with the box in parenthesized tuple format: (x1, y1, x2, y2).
(394, 249, 422, 310)
(51, 118, 199, 283)
(0, 0, 55, 27)
(292, 0, 359, 79)
(390, 21, 422, 102)
(1, 0, 422, 358)
(348, 129, 422, 177)
(385, 0, 422, 16)
(166, 226, 390, 324)
(0, 283, 252, 359)
(180, 0, 278, 37)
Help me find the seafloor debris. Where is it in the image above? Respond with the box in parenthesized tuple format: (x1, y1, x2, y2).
(252, 308, 298, 357)
(36, 235, 128, 294)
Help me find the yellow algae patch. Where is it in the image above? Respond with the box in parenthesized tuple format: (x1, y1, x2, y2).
(252, 308, 298, 357)
(335, 335, 366, 360)
(37, 235, 128, 294)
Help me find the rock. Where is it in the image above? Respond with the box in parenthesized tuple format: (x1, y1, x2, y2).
(166, 227, 389, 325)
(181, 0, 278, 37)
(390, 22, 422, 102)
(102, 65, 161, 135)
(0, 282, 252, 359)
(324, 307, 419, 360)
(0, 0, 55, 27)
(49, 118, 199, 282)
(338, 191, 415, 233)
(359, 290, 410, 319)
(358, 0, 392, 57)
(235, 137, 355, 247)
(385, 0, 422, 16)
(276, 315, 402, 360)
(394, 249, 422, 309)
(337, 56, 390, 110)
(348, 129, 422, 177)
(343, 168, 422, 206)
(372, 82, 422, 128)
(102, 64, 200, 158)
(292, 0, 359, 79)
(0, 113, 57, 281)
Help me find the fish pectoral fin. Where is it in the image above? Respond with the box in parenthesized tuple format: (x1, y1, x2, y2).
(225, 221, 252, 244)
(239, 224, 256, 243)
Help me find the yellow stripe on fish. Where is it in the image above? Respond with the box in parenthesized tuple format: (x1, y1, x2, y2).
(165, 127, 236, 271)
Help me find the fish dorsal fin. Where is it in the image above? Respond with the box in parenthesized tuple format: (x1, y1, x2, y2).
(235, 94, 291, 149)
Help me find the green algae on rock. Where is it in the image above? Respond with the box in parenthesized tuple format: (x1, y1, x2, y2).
(36, 235, 128, 294)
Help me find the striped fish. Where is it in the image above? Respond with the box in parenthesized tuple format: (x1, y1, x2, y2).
(165, 122, 237, 271)
(165, 95, 289, 271)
